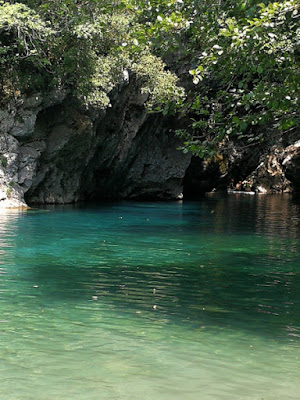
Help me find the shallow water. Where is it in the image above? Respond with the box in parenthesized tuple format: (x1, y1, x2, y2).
(0, 194, 299, 400)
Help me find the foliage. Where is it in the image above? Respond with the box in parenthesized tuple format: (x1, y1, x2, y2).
(0, 0, 182, 108)
(0, 1, 52, 96)
(177, 0, 299, 158)
(0, 0, 299, 158)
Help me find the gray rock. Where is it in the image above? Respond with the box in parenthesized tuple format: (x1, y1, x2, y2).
(282, 140, 300, 191)
(0, 84, 299, 208)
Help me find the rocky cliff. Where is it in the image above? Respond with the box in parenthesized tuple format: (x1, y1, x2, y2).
(0, 82, 299, 208)
(184, 135, 300, 197)
(0, 80, 191, 208)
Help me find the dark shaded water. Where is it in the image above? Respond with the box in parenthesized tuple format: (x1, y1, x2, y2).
(0, 194, 299, 399)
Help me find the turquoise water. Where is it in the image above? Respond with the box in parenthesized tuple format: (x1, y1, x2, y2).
(0, 194, 299, 400)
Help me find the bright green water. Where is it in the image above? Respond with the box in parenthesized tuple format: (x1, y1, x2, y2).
(0, 195, 299, 400)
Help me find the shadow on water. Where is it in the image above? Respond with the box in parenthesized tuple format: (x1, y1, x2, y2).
(3, 253, 298, 341)
(0, 194, 299, 340)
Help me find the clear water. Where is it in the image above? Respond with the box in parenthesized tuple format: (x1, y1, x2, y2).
(0, 194, 299, 400)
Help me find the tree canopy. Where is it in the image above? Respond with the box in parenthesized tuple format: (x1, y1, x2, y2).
(0, 0, 299, 156)
(0, 0, 183, 107)
(177, 0, 299, 158)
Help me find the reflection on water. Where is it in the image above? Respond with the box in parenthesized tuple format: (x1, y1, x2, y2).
(0, 195, 299, 400)
(207, 193, 299, 238)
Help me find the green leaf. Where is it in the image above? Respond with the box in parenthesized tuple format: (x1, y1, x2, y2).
(240, 122, 248, 131)
(257, 65, 263, 74)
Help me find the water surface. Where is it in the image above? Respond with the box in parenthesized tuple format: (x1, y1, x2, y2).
(0, 194, 299, 399)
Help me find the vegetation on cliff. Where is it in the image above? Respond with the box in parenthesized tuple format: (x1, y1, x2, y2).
(0, 0, 183, 107)
(0, 0, 299, 157)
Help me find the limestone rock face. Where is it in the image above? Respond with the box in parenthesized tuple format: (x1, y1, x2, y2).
(0, 92, 67, 208)
(0, 82, 190, 207)
(0, 82, 299, 208)
(0, 133, 27, 208)
(282, 141, 300, 191)
(245, 140, 300, 194)
(247, 147, 292, 194)
(182, 136, 300, 197)
(81, 112, 190, 201)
